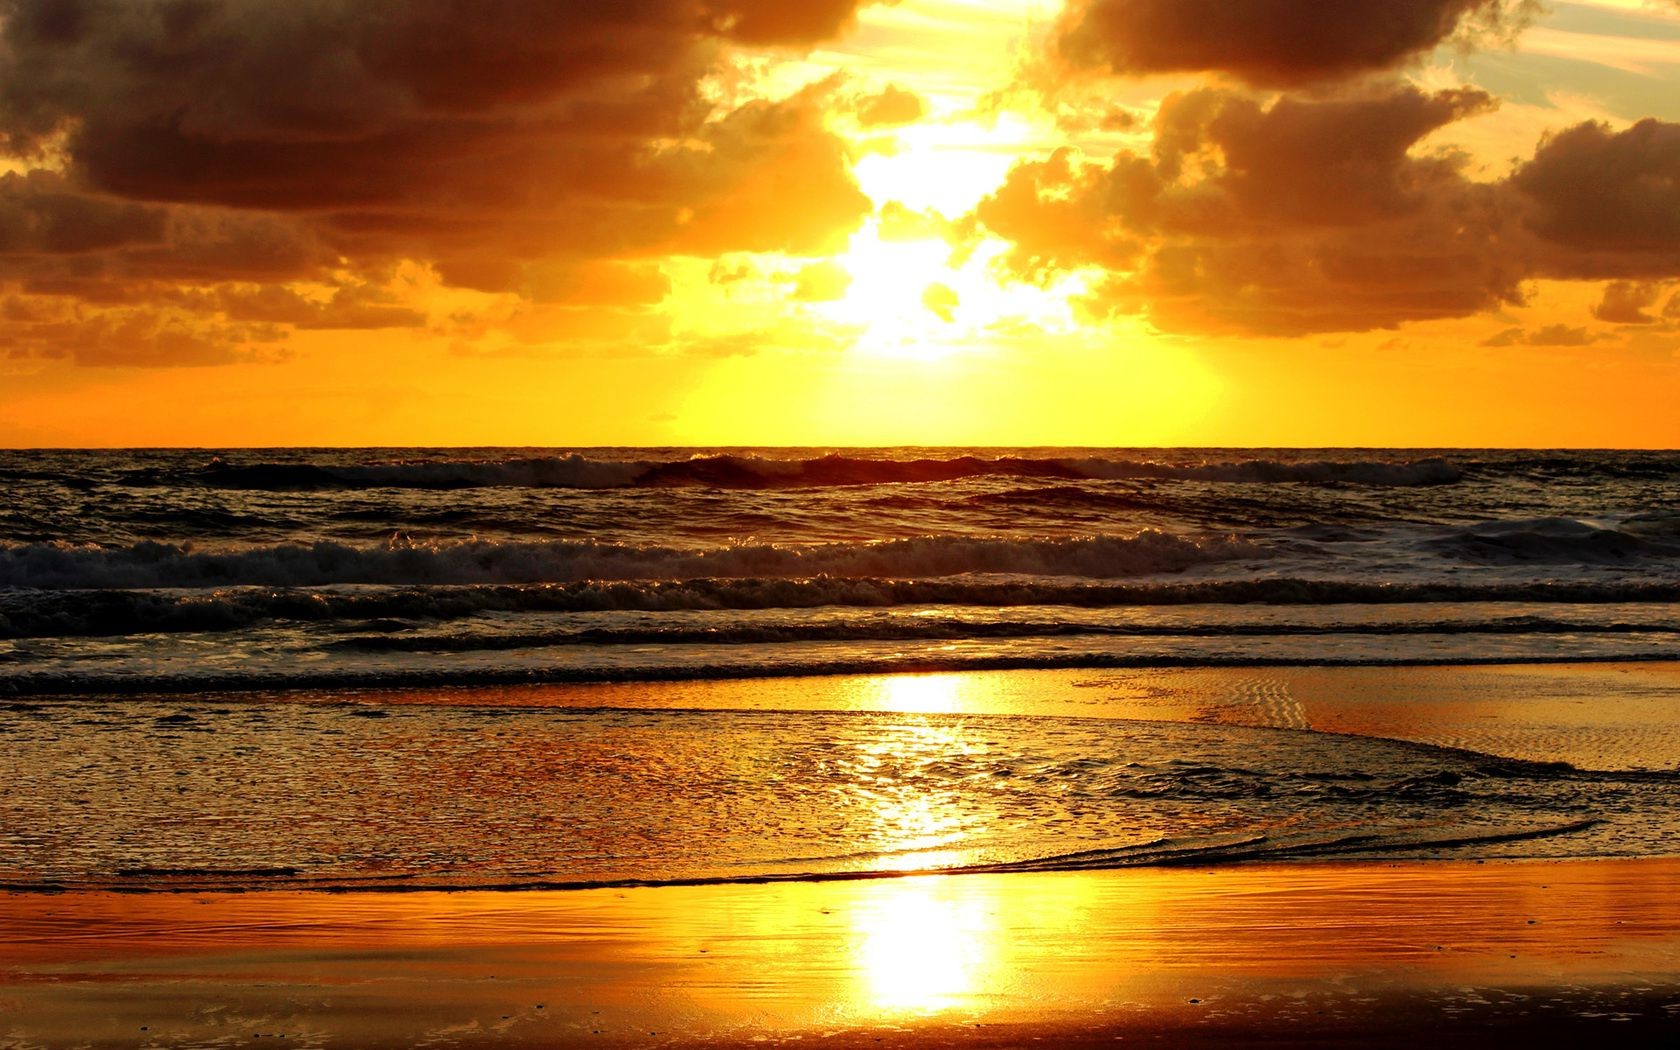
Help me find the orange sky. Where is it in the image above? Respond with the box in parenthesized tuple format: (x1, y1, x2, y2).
(1, 0, 1678, 447)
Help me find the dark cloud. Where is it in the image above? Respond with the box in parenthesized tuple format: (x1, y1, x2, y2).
(976, 85, 1680, 337)
(975, 148, 1148, 277)
(0, 0, 872, 363)
(0, 173, 331, 302)
(1593, 281, 1665, 325)
(980, 86, 1523, 335)
(0, 1, 868, 234)
(708, 0, 868, 45)
(1481, 324, 1602, 347)
(190, 281, 428, 331)
(1054, 0, 1537, 87)
(1509, 119, 1680, 279)
(0, 171, 165, 253)
(0, 293, 287, 366)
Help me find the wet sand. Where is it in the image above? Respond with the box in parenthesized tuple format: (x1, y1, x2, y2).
(7, 858, 1680, 1048)
(8, 663, 1680, 1045)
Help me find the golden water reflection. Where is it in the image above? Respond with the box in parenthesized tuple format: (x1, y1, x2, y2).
(872, 672, 967, 714)
(846, 692, 981, 870)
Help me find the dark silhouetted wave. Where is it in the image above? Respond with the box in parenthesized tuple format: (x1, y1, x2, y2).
(174, 452, 1467, 491)
(5, 579, 1680, 639)
(0, 531, 1262, 590)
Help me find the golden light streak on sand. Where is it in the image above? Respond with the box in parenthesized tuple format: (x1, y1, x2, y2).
(848, 876, 997, 1013)
(5, 859, 1680, 1046)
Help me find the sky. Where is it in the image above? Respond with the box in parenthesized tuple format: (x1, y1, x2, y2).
(1, 0, 1679, 448)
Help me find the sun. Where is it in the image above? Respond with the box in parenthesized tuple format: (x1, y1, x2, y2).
(814, 219, 1091, 360)
(815, 224, 961, 356)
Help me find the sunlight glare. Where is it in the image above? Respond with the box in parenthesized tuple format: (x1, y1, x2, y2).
(850, 878, 997, 1013)
(818, 223, 1083, 359)
(875, 673, 967, 714)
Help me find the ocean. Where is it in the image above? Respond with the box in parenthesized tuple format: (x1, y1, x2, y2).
(3, 447, 1678, 890)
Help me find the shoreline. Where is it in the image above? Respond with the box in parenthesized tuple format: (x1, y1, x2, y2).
(9, 651, 1680, 699)
(8, 857, 1680, 1047)
(17, 659, 1672, 768)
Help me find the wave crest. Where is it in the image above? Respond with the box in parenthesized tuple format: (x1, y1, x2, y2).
(180, 452, 1465, 491)
(5, 578, 1678, 640)
(0, 531, 1259, 590)
(1434, 517, 1680, 564)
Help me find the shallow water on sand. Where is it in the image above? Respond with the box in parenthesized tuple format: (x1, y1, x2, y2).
(6, 666, 1678, 892)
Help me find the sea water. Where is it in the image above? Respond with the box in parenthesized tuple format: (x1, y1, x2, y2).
(2, 448, 1677, 889)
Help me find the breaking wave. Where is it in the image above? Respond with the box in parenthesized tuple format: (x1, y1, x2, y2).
(5, 579, 1680, 639)
(0, 531, 1261, 590)
(1434, 516, 1680, 564)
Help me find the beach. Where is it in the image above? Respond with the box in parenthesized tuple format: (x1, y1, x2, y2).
(7, 662, 1680, 1045)
(8, 857, 1680, 1047)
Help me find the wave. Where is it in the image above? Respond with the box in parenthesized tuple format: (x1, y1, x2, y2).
(5, 579, 1680, 639)
(313, 615, 1680, 655)
(1068, 455, 1464, 486)
(0, 531, 1260, 590)
(182, 454, 651, 491)
(175, 452, 1466, 491)
(1434, 516, 1680, 564)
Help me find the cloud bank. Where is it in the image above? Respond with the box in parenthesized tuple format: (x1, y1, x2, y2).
(0, 0, 872, 363)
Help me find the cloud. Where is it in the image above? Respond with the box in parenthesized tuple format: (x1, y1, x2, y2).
(190, 281, 428, 331)
(975, 148, 1147, 277)
(1481, 324, 1603, 347)
(979, 86, 1523, 335)
(0, 170, 165, 253)
(1593, 281, 1666, 325)
(922, 282, 958, 321)
(707, 0, 869, 45)
(976, 85, 1680, 337)
(0, 293, 287, 366)
(877, 202, 958, 242)
(519, 261, 672, 308)
(0, 0, 872, 364)
(790, 260, 852, 301)
(855, 84, 926, 127)
(662, 87, 872, 258)
(0, 2, 869, 249)
(1054, 0, 1538, 87)
(1509, 119, 1680, 279)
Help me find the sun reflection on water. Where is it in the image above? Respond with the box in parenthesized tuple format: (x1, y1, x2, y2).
(844, 701, 984, 868)
(873, 673, 966, 713)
